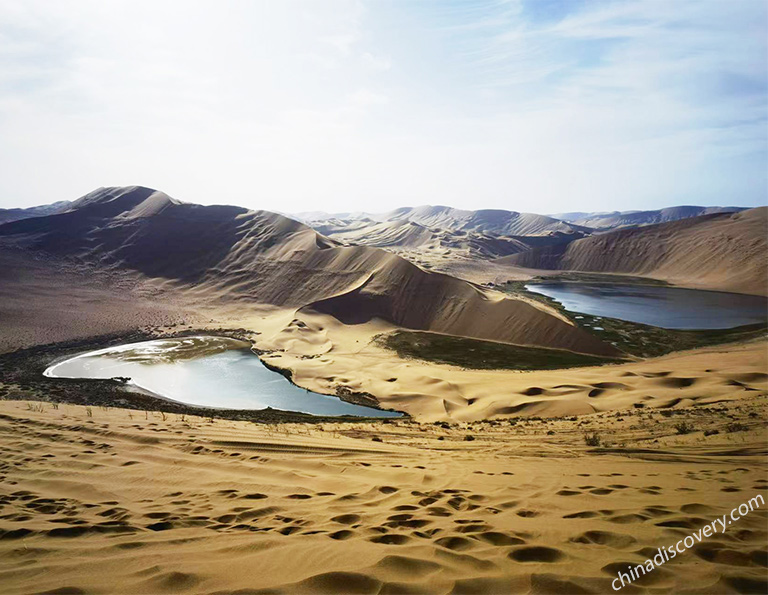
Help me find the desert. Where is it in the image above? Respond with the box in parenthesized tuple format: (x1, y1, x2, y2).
(2, 2, 767, 594)
(0, 186, 766, 595)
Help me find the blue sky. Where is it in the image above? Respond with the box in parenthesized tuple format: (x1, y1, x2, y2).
(0, 0, 766, 213)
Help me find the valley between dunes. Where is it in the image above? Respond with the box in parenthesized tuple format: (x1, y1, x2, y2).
(218, 307, 768, 422)
(1, 187, 767, 594)
(1, 186, 766, 423)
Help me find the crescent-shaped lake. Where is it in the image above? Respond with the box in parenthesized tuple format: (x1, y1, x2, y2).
(44, 336, 401, 418)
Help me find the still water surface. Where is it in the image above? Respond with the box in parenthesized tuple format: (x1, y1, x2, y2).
(44, 336, 400, 417)
(525, 283, 768, 330)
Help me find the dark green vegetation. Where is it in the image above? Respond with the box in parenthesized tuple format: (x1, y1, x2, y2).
(500, 280, 767, 358)
(533, 272, 671, 286)
(501, 273, 669, 294)
(377, 330, 623, 371)
(379, 274, 766, 370)
(564, 314, 766, 358)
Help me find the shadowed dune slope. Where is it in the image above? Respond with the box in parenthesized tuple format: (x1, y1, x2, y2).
(0, 200, 71, 223)
(0, 186, 617, 356)
(499, 208, 768, 296)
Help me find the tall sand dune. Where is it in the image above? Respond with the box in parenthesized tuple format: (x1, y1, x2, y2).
(384, 205, 591, 236)
(499, 208, 768, 295)
(310, 218, 587, 264)
(0, 186, 616, 356)
(553, 205, 746, 230)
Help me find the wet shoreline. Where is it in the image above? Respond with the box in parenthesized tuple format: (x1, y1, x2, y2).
(0, 328, 406, 423)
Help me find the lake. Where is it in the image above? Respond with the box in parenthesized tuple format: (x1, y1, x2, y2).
(44, 336, 401, 417)
(525, 283, 768, 330)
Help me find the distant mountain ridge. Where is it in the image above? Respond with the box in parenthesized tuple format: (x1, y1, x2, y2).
(312, 217, 584, 260)
(295, 205, 591, 236)
(296, 204, 751, 236)
(0, 201, 71, 224)
(550, 206, 747, 230)
(0, 185, 616, 356)
(4, 200, 747, 234)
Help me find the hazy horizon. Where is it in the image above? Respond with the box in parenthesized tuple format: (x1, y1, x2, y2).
(1, 0, 766, 213)
(0, 184, 754, 219)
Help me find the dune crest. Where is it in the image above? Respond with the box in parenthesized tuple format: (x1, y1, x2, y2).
(501, 208, 768, 296)
(0, 186, 617, 356)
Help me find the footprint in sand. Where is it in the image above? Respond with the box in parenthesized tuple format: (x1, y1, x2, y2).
(508, 546, 565, 563)
(606, 513, 648, 524)
(563, 510, 601, 519)
(570, 530, 637, 548)
(331, 514, 361, 525)
(474, 531, 525, 546)
(369, 534, 411, 545)
(556, 489, 581, 496)
(516, 509, 540, 518)
(435, 535, 476, 551)
(590, 488, 614, 495)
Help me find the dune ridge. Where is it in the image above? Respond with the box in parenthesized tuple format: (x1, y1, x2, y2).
(0, 186, 617, 357)
(299, 204, 591, 236)
(552, 206, 747, 230)
(499, 208, 768, 296)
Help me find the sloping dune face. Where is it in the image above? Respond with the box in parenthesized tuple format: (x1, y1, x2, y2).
(501, 208, 768, 296)
(303, 255, 617, 355)
(0, 186, 617, 356)
(313, 218, 533, 259)
(385, 205, 591, 236)
(560, 205, 746, 230)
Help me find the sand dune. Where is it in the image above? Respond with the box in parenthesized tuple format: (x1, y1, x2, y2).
(301, 204, 591, 236)
(309, 218, 588, 272)
(552, 206, 746, 230)
(500, 208, 768, 296)
(2, 186, 766, 424)
(313, 218, 532, 258)
(0, 249, 193, 353)
(0, 186, 616, 357)
(254, 311, 768, 421)
(0, 397, 765, 594)
(0, 200, 71, 224)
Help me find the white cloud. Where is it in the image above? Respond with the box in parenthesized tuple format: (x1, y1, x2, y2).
(0, 0, 764, 213)
(360, 52, 391, 71)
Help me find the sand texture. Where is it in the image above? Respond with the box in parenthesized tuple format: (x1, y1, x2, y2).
(301, 205, 591, 236)
(0, 398, 766, 594)
(0, 186, 617, 357)
(1, 187, 766, 593)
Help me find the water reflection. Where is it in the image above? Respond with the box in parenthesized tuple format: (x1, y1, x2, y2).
(45, 337, 400, 417)
(526, 283, 768, 330)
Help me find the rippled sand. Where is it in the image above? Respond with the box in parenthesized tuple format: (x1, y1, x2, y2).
(0, 398, 765, 594)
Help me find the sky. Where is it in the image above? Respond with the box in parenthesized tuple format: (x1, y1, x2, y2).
(0, 0, 766, 214)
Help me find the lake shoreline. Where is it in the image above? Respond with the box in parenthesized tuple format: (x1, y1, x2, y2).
(43, 335, 401, 418)
(525, 281, 768, 330)
(0, 329, 407, 423)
